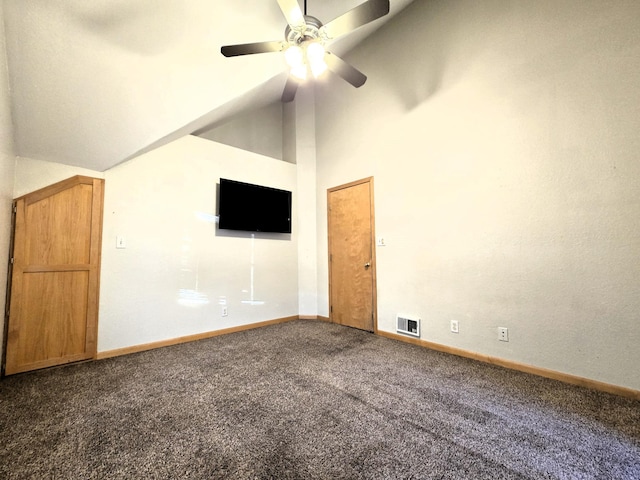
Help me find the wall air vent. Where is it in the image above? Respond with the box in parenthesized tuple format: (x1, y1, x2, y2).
(396, 315, 420, 338)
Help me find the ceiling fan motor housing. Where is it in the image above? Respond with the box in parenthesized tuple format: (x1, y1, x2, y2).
(285, 15, 325, 45)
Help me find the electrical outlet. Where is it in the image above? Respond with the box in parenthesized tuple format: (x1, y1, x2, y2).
(221, 306, 228, 317)
(498, 327, 509, 342)
(450, 320, 459, 333)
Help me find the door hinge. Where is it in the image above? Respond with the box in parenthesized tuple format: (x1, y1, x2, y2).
(330, 305, 333, 313)
(10, 257, 14, 265)
(13, 204, 17, 213)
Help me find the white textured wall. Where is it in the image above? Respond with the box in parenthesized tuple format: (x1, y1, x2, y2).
(13, 156, 104, 198)
(98, 135, 298, 352)
(293, 85, 318, 317)
(197, 102, 284, 161)
(0, 1, 16, 365)
(11, 137, 298, 355)
(315, 0, 640, 390)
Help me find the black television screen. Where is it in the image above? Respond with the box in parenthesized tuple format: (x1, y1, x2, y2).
(218, 178, 292, 233)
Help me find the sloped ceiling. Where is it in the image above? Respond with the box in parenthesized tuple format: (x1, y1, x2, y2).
(2, 0, 413, 171)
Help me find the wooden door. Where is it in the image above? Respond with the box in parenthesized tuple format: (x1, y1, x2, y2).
(328, 177, 377, 332)
(4, 176, 104, 375)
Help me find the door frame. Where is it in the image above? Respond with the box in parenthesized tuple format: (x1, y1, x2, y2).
(327, 176, 378, 333)
(2, 202, 17, 374)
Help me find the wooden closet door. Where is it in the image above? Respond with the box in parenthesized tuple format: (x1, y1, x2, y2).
(328, 177, 377, 332)
(4, 176, 104, 375)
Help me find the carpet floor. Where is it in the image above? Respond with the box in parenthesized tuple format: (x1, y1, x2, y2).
(0, 320, 638, 479)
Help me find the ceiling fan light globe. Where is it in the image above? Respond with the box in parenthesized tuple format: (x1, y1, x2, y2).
(291, 65, 308, 80)
(306, 42, 326, 62)
(310, 60, 327, 78)
(285, 45, 304, 68)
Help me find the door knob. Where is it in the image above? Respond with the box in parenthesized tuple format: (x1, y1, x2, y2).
(364, 262, 371, 268)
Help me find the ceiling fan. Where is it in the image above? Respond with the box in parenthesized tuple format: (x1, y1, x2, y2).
(221, 0, 390, 102)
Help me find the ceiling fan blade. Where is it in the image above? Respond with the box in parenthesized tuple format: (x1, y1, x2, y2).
(320, 0, 390, 40)
(221, 41, 284, 57)
(277, 0, 306, 32)
(324, 52, 367, 88)
(281, 75, 300, 103)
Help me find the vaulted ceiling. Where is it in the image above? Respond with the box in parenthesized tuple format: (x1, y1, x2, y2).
(2, 0, 413, 171)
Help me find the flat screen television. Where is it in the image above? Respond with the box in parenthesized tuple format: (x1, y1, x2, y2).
(218, 178, 292, 233)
